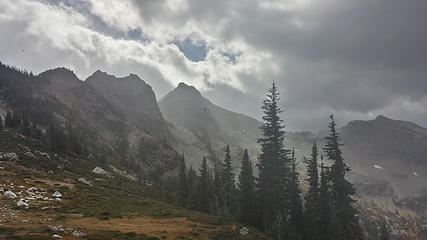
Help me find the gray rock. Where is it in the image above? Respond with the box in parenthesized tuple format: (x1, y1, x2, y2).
(239, 227, 249, 235)
(23, 152, 35, 158)
(17, 198, 28, 208)
(92, 167, 111, 177)
(52, 191, 62, 198)
(4, 190, 17, 199)
(0, 153, 18, 161)
(72, 231, 87, 237)
(78, 177, 90, 185)
(48, 225, 58, 232)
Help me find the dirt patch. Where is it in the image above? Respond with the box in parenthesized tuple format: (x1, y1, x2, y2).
(34, 178, 75, 189)
(66, 216, 208, 239)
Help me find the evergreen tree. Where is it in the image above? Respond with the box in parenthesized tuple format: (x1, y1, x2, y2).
(178, 154, 189, 200)
(238, 149, 255, 225)
(257, 82, 290, 231)
(197, 157, 210, 213)
(211, 162, 223, 215)
(21, 112, 31, 136)
(318, 161, 340, 240)
(304, 143, 321, 240)
(287, 148, 304, 240)
(5, 111, 13, 127)
(221, 145, 236, 216)
(323, 115, 362, 240)
(12, 112, 20, 127)
(187, 165, 198, 209)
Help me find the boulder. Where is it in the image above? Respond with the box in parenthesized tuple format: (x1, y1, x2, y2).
(239, 227, 249, 235)
(92, 167, 111, 177)
(53, 234, 62, 239)
(17, 198, 29, 208)
(35, 151, 50, 159)
(4, 190, 17, 199)
(72, 231, 87, 237)
(48, 225, 58, 232)
(26, 187, 37, 194)
(52, 191, 62, 198)
(78, 177, 90, 185)
(23, 152, 35, 158)
(0, 153, 18, 161)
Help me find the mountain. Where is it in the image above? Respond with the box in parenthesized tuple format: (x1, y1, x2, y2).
(0, 63, 179, 176)
(159, 82, 261, 168)
(281, 115, 427, 199)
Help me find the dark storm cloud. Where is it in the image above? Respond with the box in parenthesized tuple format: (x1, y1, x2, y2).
(1, 0, 426, 131)
(138, 0, 427, 130)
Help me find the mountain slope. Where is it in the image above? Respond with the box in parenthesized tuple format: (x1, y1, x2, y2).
(342, 115, 427, 196)
(159, 82, 261, 168)
(0, 128, 267, 240)
(0, 63, 178, 176)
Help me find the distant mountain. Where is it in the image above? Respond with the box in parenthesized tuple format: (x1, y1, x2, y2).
(342, 115, 427, 197)
(159, 82, 261, 168)
(284, 115, 427, 198)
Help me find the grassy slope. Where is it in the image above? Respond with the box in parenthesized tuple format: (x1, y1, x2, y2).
(0, 130, 267, 240)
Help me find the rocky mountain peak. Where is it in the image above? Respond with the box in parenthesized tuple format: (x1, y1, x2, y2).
(174, 82, 202, 97)
(38, 67, 82, 92)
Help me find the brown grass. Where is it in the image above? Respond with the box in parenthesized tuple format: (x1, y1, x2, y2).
(66, 216, 209, 239)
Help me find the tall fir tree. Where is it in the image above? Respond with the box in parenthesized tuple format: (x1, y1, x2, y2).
(187, 165, 198, 209)
(304, 143, 321, 240)
(21, 112, 31, 136)
(197, 157, 210, 213)
(178, 154, 189, 200)
(238, 149, 256, 225)
(323, 115, 362, 240)
(318, 161, 340, 240)
(257, 82, 290, 231)
(221, 145, 236, 216)
(287, 148, 304, 240)
(211, 162, 223, 215)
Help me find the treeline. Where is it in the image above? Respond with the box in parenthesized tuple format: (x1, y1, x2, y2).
(174, 83, 363, 240)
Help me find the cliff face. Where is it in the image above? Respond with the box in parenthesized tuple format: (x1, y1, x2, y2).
(39, 69, 167, 140)
(36, 68, 175, 172)
(85, 71, 167, 139)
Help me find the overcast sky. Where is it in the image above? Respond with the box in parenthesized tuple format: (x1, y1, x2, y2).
(0, 0, 426, 131)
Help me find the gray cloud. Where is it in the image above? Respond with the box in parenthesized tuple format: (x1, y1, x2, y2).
(0, 0, 426, 131)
